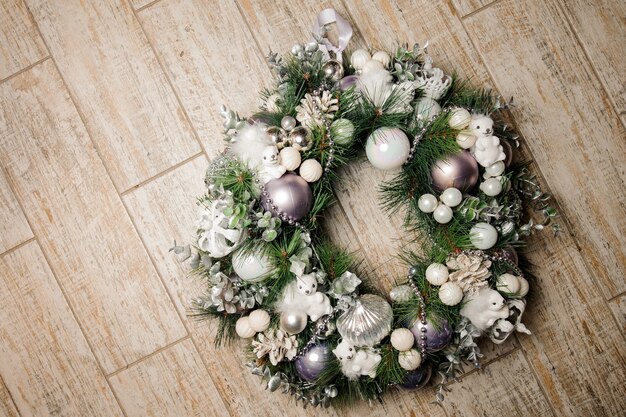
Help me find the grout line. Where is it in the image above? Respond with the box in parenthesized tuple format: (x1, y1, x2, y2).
(0, 237, 36, 259)
(129, 0, 210, 161)
(608, 292, 626, 302)
(135, 0, 164, 13)
(233, 0, 272, 60)
(461, 0, 503, 19)
(106, 335, 190, 379)
(0, 56, 51, 85)
(552, 0, 626, 132)
(120, 151, 204, 196)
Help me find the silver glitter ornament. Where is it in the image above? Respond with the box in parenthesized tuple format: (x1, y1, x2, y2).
(289, 126, 311, 151)
(322, 59, 345, 82)
(336, 294, 393, 347)
(280, 310, 307, 334)
(390, 285, 413, 303)
(266, 126, 287, 149)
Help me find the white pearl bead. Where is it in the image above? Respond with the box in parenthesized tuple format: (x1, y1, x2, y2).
(470, 222, 498, 250)
(485, 161, 505, 177)
(439, 282, 463, 306)
(279, 147, 301, 171)
(299, 159, 322, 182)
(362, 59, 384, 74)
(235, 317, 255, 338)
(480, 178, 503, 196)
(425, 263, 449, 286)
(372, 51, 391, 67)
(448, 108, 472, 129)
(350, 49, 371, 70)
(440, 187, 463, 207)
(518, 277, 529, 297)
(433, 203, 453, 224)
(232, 249, 272, 282)
(497, 273, 521, 294)
(248, 309, 271, 333)
(398, 349, 422, 370)
(456, 130, 476, 149)
(390, 328, 415, 351)
(365, 127, 410, 170)
(418, 194, 438, 213)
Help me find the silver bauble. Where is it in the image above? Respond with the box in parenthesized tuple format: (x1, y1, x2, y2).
(336, 294, 393, 347)
(281, 116, 297, 132)
(430, 151, 479, 192)
(280, 310, 307, 334)
(289, 126, 311, 151)
(266, 126, 287, 149)
(322, 59, 344, 82)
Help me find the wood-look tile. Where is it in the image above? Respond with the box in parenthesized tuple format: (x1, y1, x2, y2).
(0, 171, 32, 254)
(0, 0, 47, 80)
(0, 241, 123, 417)
(26, 0, 200, 191)
(0, 60, 186, 373)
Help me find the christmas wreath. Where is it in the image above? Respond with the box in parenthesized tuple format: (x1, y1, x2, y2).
(173, 9, 559, 408)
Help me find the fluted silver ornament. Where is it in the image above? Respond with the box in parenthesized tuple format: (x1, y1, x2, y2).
(336, 294, 393, 347)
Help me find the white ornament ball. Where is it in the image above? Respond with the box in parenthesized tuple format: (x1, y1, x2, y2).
(248, 309, 271, 333)
(362, 59, 385, 74)
(517, 277, 530, 297)
(470, 222, 498, 250)
(425, 263, 449, 286)
(279, 147, 301, 171)
(440, 187, 463, 207)
(497, 273, 521, 294)
(418, 194, 438, 213)
(331, 118, 355, 145)
(350, 49, 371, 70)
(433, 203, 453, 224)
(456, 130, 477, 149)
(438, 282, 463, 306)
(365, 127, 411, 170)
(372, 51, 391, 68)
(398, 349, 422, 371)
(448, 108, 472, 129)
(415, 97, 442, 121)
(235, 317, 255, 338)
(480, 178, 503, 196)
(390, 328, 415, 351)
(299, 159, 323, 182)
(485, 161, 505, 177)
(232, 249, 273, 282)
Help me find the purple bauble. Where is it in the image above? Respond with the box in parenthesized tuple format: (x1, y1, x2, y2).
(399, 364, 432, 390)
(501, 139, 513, 167)
(338, 75, 359, 91)
(409, 316, 453, 352)
(261, 173, 313, 221)
(295, 344, 332, 382)
(430, 151, 479, 192)
(500, 247, 519, 266)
